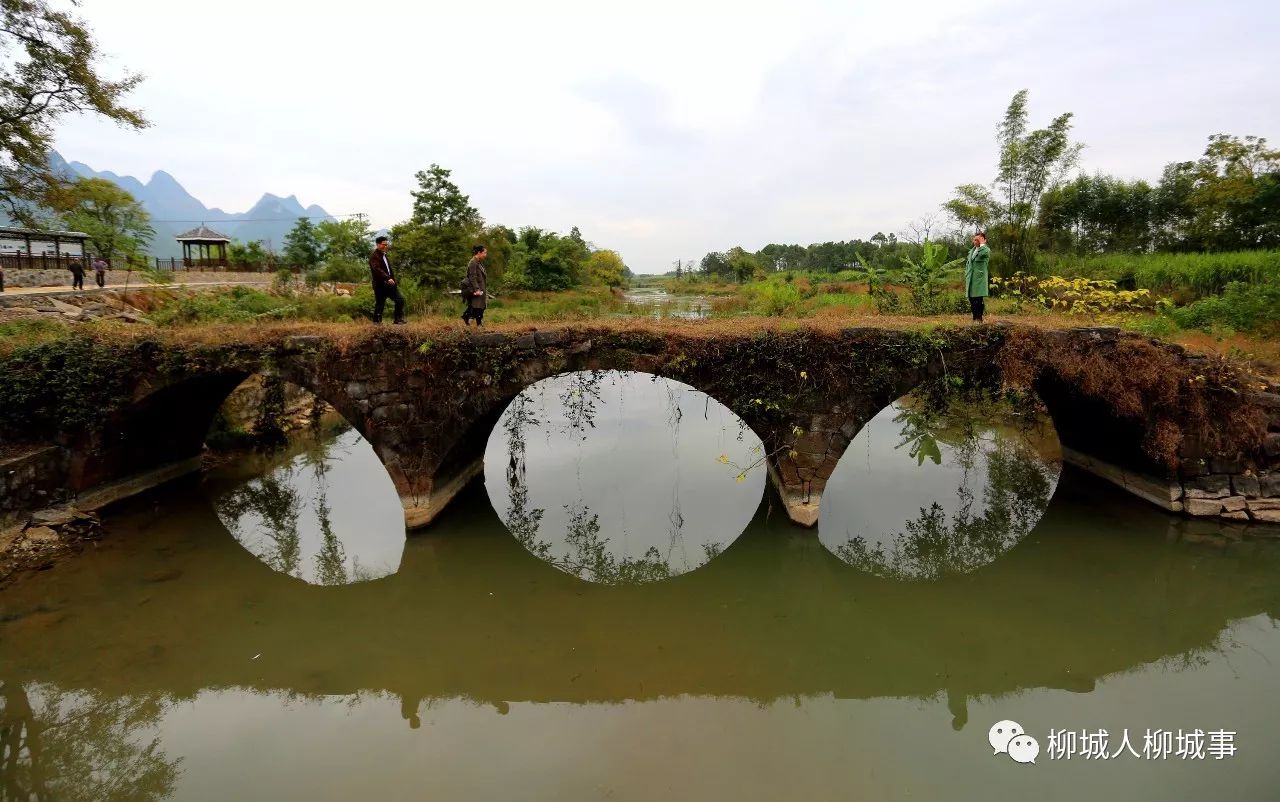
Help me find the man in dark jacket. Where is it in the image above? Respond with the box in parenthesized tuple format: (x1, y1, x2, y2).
(368, 236, 406, 324)
(461, 245, 488, 326)
(68, 258, 85, 290)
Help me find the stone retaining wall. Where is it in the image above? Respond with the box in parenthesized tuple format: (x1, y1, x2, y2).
(219, 374, 323, 430)
(0, 268, 274, 288)
(0, 446, 70, 527)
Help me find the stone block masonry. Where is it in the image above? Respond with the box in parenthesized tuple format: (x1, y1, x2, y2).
(0, 268, 274, 289)
(0, 323, 1277, 532)
(0, 446, 70, 529)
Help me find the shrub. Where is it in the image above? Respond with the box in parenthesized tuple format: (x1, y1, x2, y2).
(1042, 250, 1280, 297)
(991, 273, 1156, 314)
(1168, 281, 1280, 332)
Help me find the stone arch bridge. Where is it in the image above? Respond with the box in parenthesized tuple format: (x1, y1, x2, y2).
(2, 323, 1278, 528)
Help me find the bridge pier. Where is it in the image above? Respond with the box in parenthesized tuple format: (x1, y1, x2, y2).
(396, 457, 485, 530)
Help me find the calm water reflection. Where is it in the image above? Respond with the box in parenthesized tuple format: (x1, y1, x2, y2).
(621, 287, 710, 319)
(5, 398, 1280, 801)
(820, 394, 1062, 580)
(484, 371, 764, 583)
(205, 421, 405, 585)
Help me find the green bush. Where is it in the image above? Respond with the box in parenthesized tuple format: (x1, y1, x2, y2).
(146, 286, 367, 326)
(1043, 250, 1280, 297)
(742, 282, 803, 316)
(315, 255, 367, 283)
(1167, 281, 1280, 332)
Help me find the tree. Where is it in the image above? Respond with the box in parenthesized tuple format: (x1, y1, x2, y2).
(281, 217, 322, 268)
(1156, 134, 1280, 251)
(900, 214, 940, 246)
(699, 251, 730, 279)
(942, 184, 999, 233)
(0, 1, 147, 223)
(990, 89, 1082, 271)
(585, 249, 627, 287)
(410, 164, 479, 228)
(315, 216, 372, 262)
(228, 239, 269, 268)
(726, 246, 760, 283)
(1039, 174, 1156, 254)
(392, 164, 484, 286)
(49, 177, 152, 262)
(947, 90, 1082, 273)
(515, 227, 587, 291)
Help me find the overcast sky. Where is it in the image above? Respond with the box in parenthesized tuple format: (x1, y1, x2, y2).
(55, 0, 1279, 273)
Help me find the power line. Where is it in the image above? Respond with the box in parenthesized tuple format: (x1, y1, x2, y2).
(147, 213, 369, 224)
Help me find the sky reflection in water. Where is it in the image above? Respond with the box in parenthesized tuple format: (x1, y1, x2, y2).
(819, 395, 1063, 580)
(206, 423, 406, 585)
(484, 370, 765, 584)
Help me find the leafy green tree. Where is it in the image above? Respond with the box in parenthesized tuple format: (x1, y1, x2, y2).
(49, 177, 152, 262)
(410, 164, 479, 228)
(991, 90, 1082, 271)
(473, 224, 515, 287)
(515, 227, 587, 290)
(0, 0, 147, 223)
(1039, 174, 1157, 254)
(699, 251, 731, 279)
(228, 239, 270, 268)
(942, 183, 999, 233)
(315, 216, 372, 261)
(757, 243, 806, 272)
(1156, 134, 1280, 251)
(585, 249, 627, 287)
(947, 90, 1081, 273)
(726, 246, 760, 283)
(390, 164, 484, 287)
(281, 218, 322, 268)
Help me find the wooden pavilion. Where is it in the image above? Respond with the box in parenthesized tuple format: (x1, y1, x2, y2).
(176, 224, 232, 268)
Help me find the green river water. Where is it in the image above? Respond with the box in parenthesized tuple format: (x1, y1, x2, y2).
(2, 370, 1279, 801)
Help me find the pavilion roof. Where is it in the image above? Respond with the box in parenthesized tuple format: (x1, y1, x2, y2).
(175, 224, 232, 243)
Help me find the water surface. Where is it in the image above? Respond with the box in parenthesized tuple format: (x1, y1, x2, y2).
(3, 392, 1280, 801)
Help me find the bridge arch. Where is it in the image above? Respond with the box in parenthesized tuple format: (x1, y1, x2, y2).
(4, 324, 1273, 531)
(69, 364, 402, 517)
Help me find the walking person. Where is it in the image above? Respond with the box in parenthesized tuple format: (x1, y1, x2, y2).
(964, 231, 991, 323)
(461, 245, 488, 327)
(368, 236, 406, 324)
(68, 258, 85, 290)
(92, 256, 108, 288)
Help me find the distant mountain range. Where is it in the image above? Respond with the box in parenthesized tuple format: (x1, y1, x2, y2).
(48, 152, 333, 260)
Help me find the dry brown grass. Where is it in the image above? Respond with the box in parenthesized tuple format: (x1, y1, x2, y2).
(999, 327, 1270, 466)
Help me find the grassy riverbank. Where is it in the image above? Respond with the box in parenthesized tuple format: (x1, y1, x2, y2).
(2, 254, 1278, 374)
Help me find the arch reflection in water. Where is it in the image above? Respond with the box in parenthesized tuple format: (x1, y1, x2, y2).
(206, 420, 406, 585)
(818, 392, 1062, 580)
(485, 370, 765, 584)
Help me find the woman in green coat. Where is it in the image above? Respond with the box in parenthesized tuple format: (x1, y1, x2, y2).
(964, 232, 990, 323)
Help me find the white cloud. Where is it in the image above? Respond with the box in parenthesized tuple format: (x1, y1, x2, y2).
(54, 0, 1280, 273)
